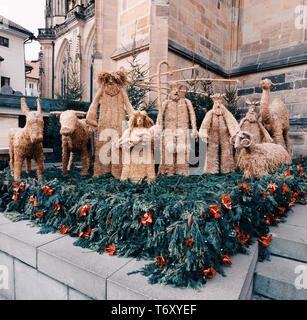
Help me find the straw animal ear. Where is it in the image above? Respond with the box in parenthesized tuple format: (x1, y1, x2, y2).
(143, 113, 154, 128)
(50, 111, 63, 119)
(36, 98, 42, 114)
(20, 98, 30, 116)
(246, 98, 252, 105)
(74, 111, 87, 119)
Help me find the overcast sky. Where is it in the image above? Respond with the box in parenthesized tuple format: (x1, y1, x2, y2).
(0, 0, 45, 61)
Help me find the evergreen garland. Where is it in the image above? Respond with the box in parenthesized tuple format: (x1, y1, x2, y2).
(0, 157, 306, 288)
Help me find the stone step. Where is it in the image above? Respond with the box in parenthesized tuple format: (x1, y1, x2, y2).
(254, 255, 307, 300)
(269, 204, 307, 263)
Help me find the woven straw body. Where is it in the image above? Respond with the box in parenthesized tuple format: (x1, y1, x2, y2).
(86, 70, 134, 179)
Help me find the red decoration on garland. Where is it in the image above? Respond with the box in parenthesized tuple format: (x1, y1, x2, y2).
(209, 205, 221, 219)
(28, 195, 38, 207)
(258, 234, 273, 247)
(282, 184, 290, 195)
(12, 182, 25, 193)
(33, 211, 45, 218)
(42, 186, 54, 196)
(141, 212, 153, 226)
(297, 165, 303, 172)
(222, 255, 232, 266)
(79, 227, 94, 238)
(52, 203, 61, 213)
(202, 267, 216, 279)
(239, 182, 251, 195)
(268, 183, 278, 195)
(80, 204, 91, 217)
(264, 214, 281, 225)
(186, 238, 194, 248)
(156, 256, 166, 268)
(104, 245, 116, 256)
(234, 227, 250, 244)
(60, 225, 70, 234)
(277, 207, 286, 215)
(12, 193, 20, 201)
(284, 169, 293, 177)
(221, 195, 232, 210)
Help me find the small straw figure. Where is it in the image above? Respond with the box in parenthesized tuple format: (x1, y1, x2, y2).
(86, 68, 134, 179)
(9, 98, 44, 180)
(199, 93, 240, 174)
(117, 110, 156, 183)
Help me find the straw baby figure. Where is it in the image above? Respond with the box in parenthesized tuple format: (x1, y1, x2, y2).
(157, 82, 198, 177)
(86, 68, 134, 179)
(199, 93, 240, 174)
(9, 98, 44, 180)
(117, 110, 156, 183)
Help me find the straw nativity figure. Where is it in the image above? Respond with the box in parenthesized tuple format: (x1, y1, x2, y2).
(199, 93, 240, 174)
(86, 68, 135, 179)
(116, 110, 156, 183)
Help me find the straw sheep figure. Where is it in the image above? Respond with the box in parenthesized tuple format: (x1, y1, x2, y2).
(234, 99, 273, 162)
(86, 68, 134, 179)
(9, 98, 44, 180)
(117, 110, 156, 183)
(51, 110, 92, 176)
(233, 131, 292, 179)
(199, 93, 240, 174)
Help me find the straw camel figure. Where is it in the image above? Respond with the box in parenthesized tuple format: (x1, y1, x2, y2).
(259, 78, 291, 156)
(86, 68, 135, 179)
(9, 98, 44, 180)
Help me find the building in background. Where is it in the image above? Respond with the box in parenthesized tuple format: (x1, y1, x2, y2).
(38, 0, 307, 155)
(25, 60, 40, 97)
(0, 16, 34, 95)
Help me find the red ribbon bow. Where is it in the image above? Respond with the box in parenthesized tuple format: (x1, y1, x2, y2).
(42, 186, 54, 196)
(33, 211, 45, 218)
(202, 267, 216, 279)
(12, 182, 25, 193)
(141, 212, 153, 226)
(258, 234, 273, 247)
(60, 225, 70, 234)
(186, 238, 194, 248)
(234, 227, 250, 244)
(221, 195, 232, 210)
(80, 204, 92, 217)
(282, 184, 290, 195)
(222, 255, 232, 266)
(268, 183, 278, 195)
(79, 227, 94, 239)
(209, 205, 221, 219)
(28, 195, 38, 207)
(104, 245, 116, 256)
(12, 193, 20, 201)
(239, 182, 251, 195)
(284, 170, 293, 177)
(52, 203, 61, 213)
(156, 256, 166, 268)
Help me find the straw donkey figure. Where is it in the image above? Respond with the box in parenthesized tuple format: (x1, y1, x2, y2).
(259, 78, 291, 156)
(86, 68, 134, 179)
(9, 98, 44, 180)
(51, 110, 92, 176)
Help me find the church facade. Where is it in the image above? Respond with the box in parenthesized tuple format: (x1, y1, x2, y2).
(38, 0, 307, 154)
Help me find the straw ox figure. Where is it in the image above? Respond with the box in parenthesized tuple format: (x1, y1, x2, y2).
(233, 131, 292, 179)
(199, 93, 240, 174)
(86, 68, 134, 179)
(234, 99, 273, 162)
(259, 78, 291, 156)
(9, 98, 44, 180)
(51, 110, 93, 176)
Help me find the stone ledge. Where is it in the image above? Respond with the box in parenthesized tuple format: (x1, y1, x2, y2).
(0, 212, 258, 300)
(107, 243, 258, 300)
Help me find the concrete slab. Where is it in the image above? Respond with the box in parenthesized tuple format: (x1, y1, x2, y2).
(14, 259, 67, 300)
(68, 288, 93, 300)
(37, 236, 133, 300)
(0, 213, 12, 226)
(107, 243, 258, 300)
(286, 204, 307, 228)
(0, 251, 14, 300)
(0, 221, 65, 268)
(270, 223, 307, 263)
(254, 256, 307, 300)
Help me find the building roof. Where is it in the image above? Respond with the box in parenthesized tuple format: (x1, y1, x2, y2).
(0, 16, 34, 37)
(26, 61, 40, 80)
